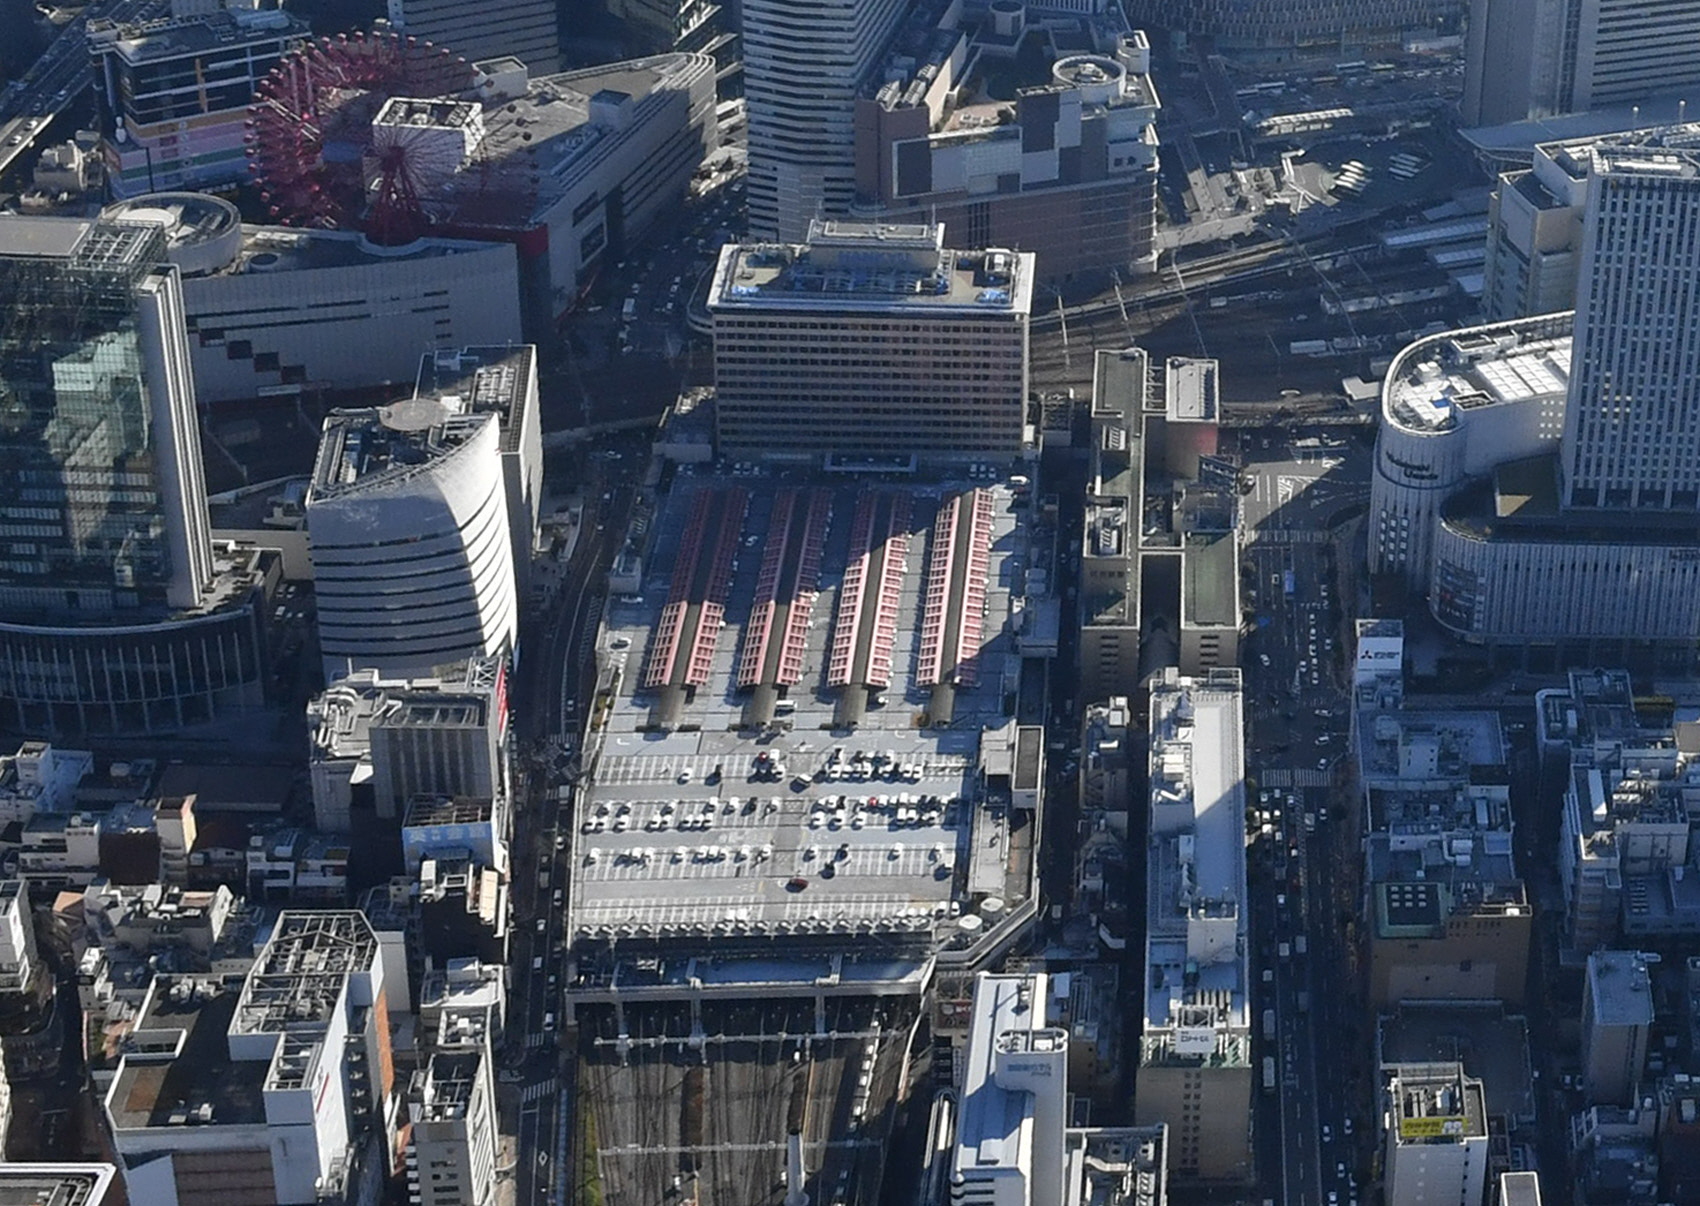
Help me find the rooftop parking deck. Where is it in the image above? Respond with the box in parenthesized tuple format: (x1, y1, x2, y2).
(578, 470, 1035, 964)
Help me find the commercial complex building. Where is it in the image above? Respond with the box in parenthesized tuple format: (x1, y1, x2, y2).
(707, 221, 1035, 455)
(89, 0, 308, 198)
(1353, 692, 1530, 1007)
(385, 0, 560, 73)
(235, 52, 710, 346)
(1368, 309, 1700, 656)
(1123, 0, 1461, 56)
(741, 0, 909, 240)
(0, 214, 273, 735)
(1079, 349, 1239, 706)
(306, 400, 517, 682)
(1368, 314, 1571, 592)
(104, 192, 524, 405)
(1582, 949, 1654, 1107)
(854, 5, 1161, 280)
(1381, 1062, 1490, 1206)
(1378, 142, 1700, 652)
(492, 53, 715, 324)
(1462, 0, 1700, 127)
(1134, 668, 1252, 1186)
(104, 911, 396, 1206)
(308, 656, 509, 830)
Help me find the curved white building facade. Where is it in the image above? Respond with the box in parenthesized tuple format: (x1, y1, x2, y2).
(1430, 498, 1700, 644)
(1368, 313, 1571, 589)
(307, 404, 516, 682)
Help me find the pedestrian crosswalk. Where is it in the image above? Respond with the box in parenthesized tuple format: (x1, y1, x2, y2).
(1242, 528, 1329, 544)
(522, 1081, 556, 1104)
(1260, 768, 1333, 789)
(526, 1032, 554, 1049)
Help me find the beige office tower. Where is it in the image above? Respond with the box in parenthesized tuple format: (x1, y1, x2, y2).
(708, 220, 1033, 457)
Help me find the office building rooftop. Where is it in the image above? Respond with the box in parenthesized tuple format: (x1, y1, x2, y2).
(0, 1164, 120, 1205)
(709, 221, 1035, 316)
(106, 976, 268, 1130)
(1387, 1062, 1489, 1141)
(1357, 709, 1507, 786)
(310, 658, 504, 762)
(1384, 321, 1571, 435)
(411, 345, 536, 456)
(310, 402, 496, 499)
(1589, 950, 1654, 1028)
(1164, 358, 1219, 423)
(1067, 1127, 1168, 1206)
(87, 5, 304, 64)
(416, 1050, 484, 1122)
(230, 910, 377, 1037)
(1378, 1006, 1536, 1127)
(1142, 668, 1249, 1064)
(955, 973, 1059, 1179)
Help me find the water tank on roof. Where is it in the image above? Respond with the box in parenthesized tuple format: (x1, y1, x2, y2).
(988, 0, 1025, 38)
(1052, 55, 1126, 106)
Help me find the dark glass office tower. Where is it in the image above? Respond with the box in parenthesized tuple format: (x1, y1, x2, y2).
(0, 215, 269, 734)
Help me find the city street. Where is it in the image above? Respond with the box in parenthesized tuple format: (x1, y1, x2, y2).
(1236, 431, 1373, 1206)
(507, 450, 640, 1206)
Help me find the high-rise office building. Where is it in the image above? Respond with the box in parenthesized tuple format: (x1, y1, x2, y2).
(306, 401, 517, 683)
(707, 220, 1033, 455)
(1560, 146, 1700, 510)
(385, 0, 560, 72)
(1484, 125, 1700, 322)
(89, 0, 308, 198)
(0, 215, 272, 735)
(1463, 0, 1700, 126)
(741, 0, 908, 240)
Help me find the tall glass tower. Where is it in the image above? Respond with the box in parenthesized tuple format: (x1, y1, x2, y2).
(0, 216, 211, 612)
(0, 215, 266, 735)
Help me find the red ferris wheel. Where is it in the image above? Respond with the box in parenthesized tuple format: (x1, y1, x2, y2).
(245, 30, 482, 244)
